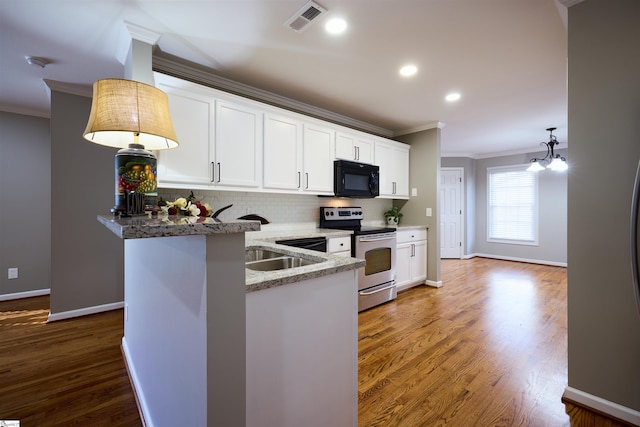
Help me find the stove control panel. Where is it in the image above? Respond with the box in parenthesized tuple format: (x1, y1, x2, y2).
(321, 206, 363, 221)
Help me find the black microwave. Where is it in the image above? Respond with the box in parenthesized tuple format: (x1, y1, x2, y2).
(334, 160, 379, 198)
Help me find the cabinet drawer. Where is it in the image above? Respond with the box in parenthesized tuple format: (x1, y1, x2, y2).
(328, 236, 351, 253)
(397, 228, 427, 244)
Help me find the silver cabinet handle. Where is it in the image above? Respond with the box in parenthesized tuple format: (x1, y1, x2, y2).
(359, 282, 396, 296)
(217, 162, 221, 183)
(305, 172, 309, 189)
(297, 171, 301, 189)
(631, 159, 640, 316)
(210, 162, 215, 182)
(411, 243, 415, 257)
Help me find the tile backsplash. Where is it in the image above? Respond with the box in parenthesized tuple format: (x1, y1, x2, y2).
(158, 189, 392, 225)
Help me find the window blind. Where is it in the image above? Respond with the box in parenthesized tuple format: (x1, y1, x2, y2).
(487, 166, 538, 244)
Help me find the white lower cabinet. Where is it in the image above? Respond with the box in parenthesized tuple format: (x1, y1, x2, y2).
(327, 236, 351, 257)
(396, 228, 427, 291)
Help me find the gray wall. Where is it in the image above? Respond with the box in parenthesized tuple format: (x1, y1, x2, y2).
(566, 0, 640, 412)
(442, 151, 567, 265)
(0, 112, 51, 296)
(396, 127, 441, 285)
(49, 90, 124, 315)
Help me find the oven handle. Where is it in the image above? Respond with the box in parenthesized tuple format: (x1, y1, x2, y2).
(359, 282, 396, 296)
(358, 236, 396, 243)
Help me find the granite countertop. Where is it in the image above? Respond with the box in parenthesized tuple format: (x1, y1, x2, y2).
(98, 214, 261, 239)
(246, 225, 353, 242)
(245, 240, 365, 293)
(393, 224, 429, 231)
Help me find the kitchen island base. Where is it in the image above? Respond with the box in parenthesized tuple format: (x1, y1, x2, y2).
(246, 270, 358, 427)
(122, 233, 246, 427)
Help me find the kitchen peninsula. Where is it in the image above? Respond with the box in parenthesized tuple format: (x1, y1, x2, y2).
(98, 214, 364, 427)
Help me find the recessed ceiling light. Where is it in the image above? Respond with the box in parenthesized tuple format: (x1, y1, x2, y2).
(445, 92, 461, 102)
(325, 18, 347, 34)
(399, 64, 418, 77)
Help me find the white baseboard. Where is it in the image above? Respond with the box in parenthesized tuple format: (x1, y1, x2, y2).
(460, 253, 567, 267)
(425, 279, 442, 288)
(563, 386, 640, 426)
(47, 301, 124, 322)
(122, 338, 152, 427)
(0, 288, 50, 301)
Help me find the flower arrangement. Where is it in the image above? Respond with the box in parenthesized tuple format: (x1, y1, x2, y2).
(158, 191, 212, 217)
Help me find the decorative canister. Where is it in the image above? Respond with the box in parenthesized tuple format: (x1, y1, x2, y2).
(113, 144, 157, 215)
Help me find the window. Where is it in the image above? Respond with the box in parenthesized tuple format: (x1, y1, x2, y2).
(487, 165, 538, 245)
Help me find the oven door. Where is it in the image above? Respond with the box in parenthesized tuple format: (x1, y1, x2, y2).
(354, 232, 396, 291)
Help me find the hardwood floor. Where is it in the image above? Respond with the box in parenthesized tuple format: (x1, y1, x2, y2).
(359, 257, 569, 426)
(0, 296, 141, 426)
(0, 258, 570, 426)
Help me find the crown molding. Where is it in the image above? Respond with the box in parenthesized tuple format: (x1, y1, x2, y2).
(125, 21, 161, 45)
(394, 121, 445, 137)
(44, 79, 93, 98)
(152, 52, 396, 138)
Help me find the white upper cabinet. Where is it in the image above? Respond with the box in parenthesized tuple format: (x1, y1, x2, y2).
(335, 131, 374, 164)
(263, 113, 303, 191)
(214, 100, 262, 188)
(302, 123, 335, 194)
(263, 113, 334, 195)
(374, 139, 410, 199)
(154, 72, 409, 197)
(155, 80, 214, 187)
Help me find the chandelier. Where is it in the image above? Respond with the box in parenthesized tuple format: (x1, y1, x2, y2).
(527, 127, 568, 172)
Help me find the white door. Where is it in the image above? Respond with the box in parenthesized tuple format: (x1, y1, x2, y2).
(440, 168, 463, 258)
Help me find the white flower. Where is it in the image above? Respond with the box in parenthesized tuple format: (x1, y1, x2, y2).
(187, 203, 201, 216)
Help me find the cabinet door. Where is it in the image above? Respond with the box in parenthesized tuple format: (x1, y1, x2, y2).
(157, 90, 214, 186)
(412, 240, 428, 282)
(375, 140, 409, 198)
(303, 123, 334, 194)
(396, 243, 412, 288)
(214, 100, 262, 188)
(375, 142, 396, 197)
(335, 132, 374, 164)
(335, 132, 356, 161)
(263, 113, 302, 190)
(354, 137, 374, 164)
(394, 146, 410, 198)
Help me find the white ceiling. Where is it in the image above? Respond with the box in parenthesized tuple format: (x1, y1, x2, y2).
(0, 0, 568, 157)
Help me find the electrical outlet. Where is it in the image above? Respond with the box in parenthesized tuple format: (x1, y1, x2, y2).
(8, 268, 18, 279)
(426, 208, 432, 217)
(411, 188, 417, 197)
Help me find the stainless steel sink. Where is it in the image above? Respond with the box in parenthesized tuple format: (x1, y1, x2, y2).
(246, 256, 318, 271)
(245, 247, 320, 271)
(245, 249, 288, 262)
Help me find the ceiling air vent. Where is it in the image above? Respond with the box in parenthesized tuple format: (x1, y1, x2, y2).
(284, 1, 327, 32)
